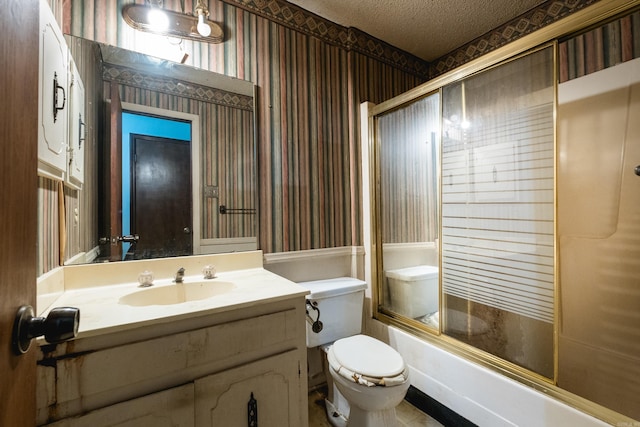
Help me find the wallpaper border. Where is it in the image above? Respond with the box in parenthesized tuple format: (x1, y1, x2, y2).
(222, 0, 604, 80)
(221, 0, 431, 78)
(103, 63, 255, 111)
(430, 0, 602, 78)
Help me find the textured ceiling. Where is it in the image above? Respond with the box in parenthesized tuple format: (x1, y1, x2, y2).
(287, 0, 547, 62)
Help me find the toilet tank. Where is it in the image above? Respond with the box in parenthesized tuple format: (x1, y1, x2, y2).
(385, 265, 439, 318)
(297, 277, 367, 348)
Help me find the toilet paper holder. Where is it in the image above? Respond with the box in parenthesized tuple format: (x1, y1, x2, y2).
(305, 300, 323, 333)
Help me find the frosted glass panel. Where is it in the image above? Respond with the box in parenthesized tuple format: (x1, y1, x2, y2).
(441, 46, 555, 377)
(377, 93, 440, 327)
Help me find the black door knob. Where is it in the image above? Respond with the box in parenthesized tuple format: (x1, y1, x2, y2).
(12, 305, 80, 355)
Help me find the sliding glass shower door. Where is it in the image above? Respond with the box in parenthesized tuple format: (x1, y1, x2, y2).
(440, 46, 556, 378)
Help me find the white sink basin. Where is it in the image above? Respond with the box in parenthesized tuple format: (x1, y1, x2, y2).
(119, 281, 235, 306)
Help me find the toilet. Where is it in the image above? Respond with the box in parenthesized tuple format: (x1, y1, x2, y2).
(385, 265, 439, 319)
(298, 277, 410, 427)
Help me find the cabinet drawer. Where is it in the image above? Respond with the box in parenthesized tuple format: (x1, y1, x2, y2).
(42, 383, 194, 427)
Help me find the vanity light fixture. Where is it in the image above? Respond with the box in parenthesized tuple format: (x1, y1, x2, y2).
(122, 0, 223, 44)
(195, 0, 212, 37)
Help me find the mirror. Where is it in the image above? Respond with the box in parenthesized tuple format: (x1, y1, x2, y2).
(37, 35, 257, 272)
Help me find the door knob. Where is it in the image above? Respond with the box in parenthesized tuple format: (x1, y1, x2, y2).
(183, 227, 191, 234)
(12, 305, 80, 355)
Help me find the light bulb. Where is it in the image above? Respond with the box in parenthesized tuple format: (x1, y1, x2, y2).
(148, 8, 169, 30)
(197, 13, 211, 36)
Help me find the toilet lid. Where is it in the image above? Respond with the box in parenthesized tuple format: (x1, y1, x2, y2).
(331, 334, 405, 378)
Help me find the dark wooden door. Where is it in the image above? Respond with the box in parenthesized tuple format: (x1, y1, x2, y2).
(130, 134, 192, 259)
(99, 82, 123, 261)
(1, 0, 39, 425)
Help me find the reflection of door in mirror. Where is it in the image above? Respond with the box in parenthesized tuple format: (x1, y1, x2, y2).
(130, 133, 192, 260)
(101, 108, 193, 262)
(99, 81, 123, 262)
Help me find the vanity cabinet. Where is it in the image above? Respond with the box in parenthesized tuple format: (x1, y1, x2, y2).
(65, 59, 86, 189)
(195, 350, 301, 426)
(38, 0, 68, 180)
(36, 297, 309, 427)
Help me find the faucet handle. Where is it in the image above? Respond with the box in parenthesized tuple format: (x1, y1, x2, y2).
(202, 265, 216, 279)
(174, 267, 186, 283)
(138, 270, 154, 287)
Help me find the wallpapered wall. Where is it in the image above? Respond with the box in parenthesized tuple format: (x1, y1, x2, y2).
(56, 0, 427, 258)
(39, 0, 640, 273)
(559, 9, 640, 82)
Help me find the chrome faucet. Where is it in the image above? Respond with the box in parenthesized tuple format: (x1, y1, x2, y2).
(174, 267, 185, 283)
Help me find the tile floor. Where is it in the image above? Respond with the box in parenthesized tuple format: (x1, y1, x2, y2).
(308, 387, 444, 427)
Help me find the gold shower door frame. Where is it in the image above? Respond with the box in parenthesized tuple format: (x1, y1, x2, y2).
(365, 0, 640, 424)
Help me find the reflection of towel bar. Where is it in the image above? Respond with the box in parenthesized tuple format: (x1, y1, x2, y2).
(219, 205, 256, 215)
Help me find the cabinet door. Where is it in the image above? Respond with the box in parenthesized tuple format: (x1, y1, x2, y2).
(195, 350, 302, 427)
(38, 0, 68, 180)
(42, 383, 194, 427)
(66, 59, 85, 189)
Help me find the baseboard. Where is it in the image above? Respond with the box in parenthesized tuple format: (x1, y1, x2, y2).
(404, 386, 477, 427)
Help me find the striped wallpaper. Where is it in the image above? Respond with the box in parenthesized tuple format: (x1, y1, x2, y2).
(40, 1, 638, 273)
(57, 0, 424, 257)
(559, 9, 640, 82)
(38, 178, 59, 275)
(378, 94, 440, 244)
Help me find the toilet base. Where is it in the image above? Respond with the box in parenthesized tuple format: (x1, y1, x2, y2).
(324, 398, 347, 427)
(346, 405, 399, 427)
(325, 397, 398, 427)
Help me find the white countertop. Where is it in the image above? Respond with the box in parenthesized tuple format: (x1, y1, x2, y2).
(41, 267, 309, 340)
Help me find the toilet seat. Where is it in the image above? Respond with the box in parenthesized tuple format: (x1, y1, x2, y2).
(328, 335, 408, 387)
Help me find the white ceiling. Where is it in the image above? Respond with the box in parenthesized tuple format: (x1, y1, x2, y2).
(287, 0, 547, 62)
